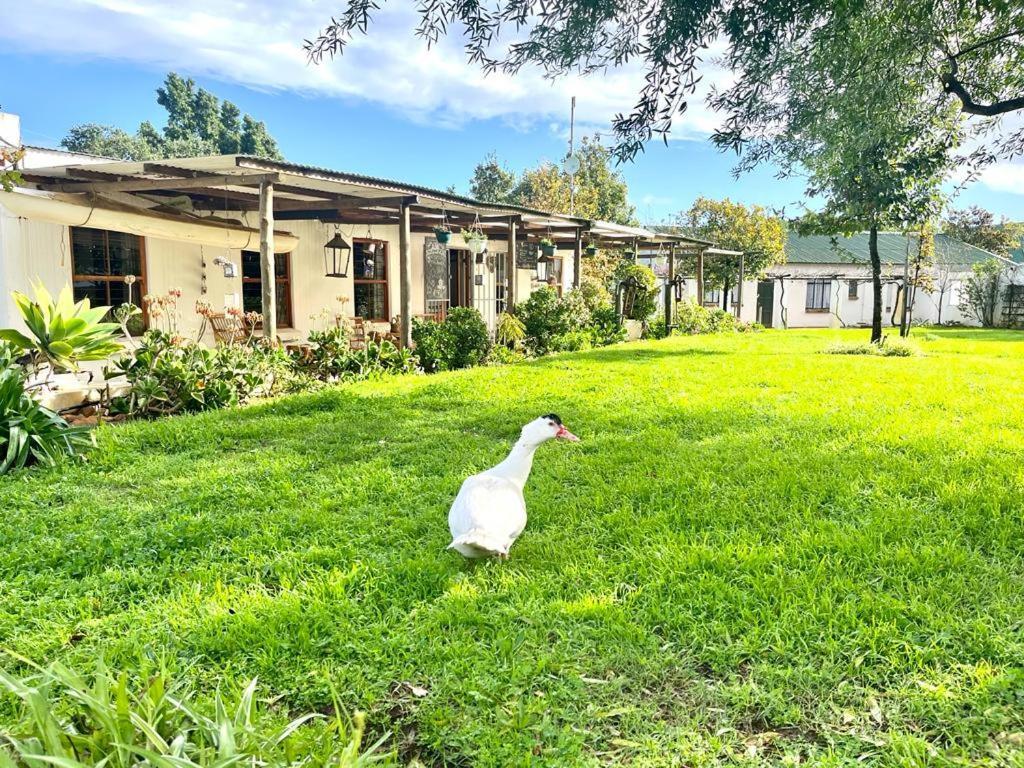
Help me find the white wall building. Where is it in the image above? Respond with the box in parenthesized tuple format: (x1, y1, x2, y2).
(759, 231, 1023, 329)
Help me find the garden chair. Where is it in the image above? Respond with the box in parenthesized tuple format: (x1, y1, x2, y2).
(209, 313, 247, 345)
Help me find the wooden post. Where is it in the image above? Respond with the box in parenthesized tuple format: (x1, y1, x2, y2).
(399, 201, 413, 348)
(665, 244, 676, 331)
(573, 229, 583, 289)
(736, 252, 745, 319)
(258, 180, 276, 341)
(696, 248, 705, 307)
(506, 217, 518, 309)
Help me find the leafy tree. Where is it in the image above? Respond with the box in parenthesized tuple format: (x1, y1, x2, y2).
(305, 0, 1024, 162)
(60, 125, 155, 161)
(61, 73, 281, 161)
(944, 206, 1023, 257)
(959, 258, 1008, 327)
(469, 137, 636, 225)
(674, 197, 786, 311)
(715, 1, 959, 342)
(469, 153, 517, 203)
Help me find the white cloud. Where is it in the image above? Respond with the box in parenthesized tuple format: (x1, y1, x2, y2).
(1, 0, 728, 141)
(979, 162, 1024, 196)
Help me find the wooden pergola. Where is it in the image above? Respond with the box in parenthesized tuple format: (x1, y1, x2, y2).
(17, 154, 713, 346)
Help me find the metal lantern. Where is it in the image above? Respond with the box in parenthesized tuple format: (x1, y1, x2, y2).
(536, 250, 552, 282)
(324, 229, 352, 278)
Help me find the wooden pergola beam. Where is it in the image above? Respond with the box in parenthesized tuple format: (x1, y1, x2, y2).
(39, 172, 282, 194)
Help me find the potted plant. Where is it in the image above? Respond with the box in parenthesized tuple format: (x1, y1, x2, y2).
(433, 224, 451, 245)
(623, 247, 636, 260)
(539, 238, 557, 258)
(462, 227, 488, 255)
(584, 242, 598, 257)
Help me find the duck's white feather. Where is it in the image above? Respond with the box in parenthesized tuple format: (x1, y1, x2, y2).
(448, 473, 527, 558)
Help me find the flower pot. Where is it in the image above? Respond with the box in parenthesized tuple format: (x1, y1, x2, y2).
(540, 243, 557, 258)
(584, 246, 597, 257)
(467, 240, 487, 255)
(435, 231, 451, 245)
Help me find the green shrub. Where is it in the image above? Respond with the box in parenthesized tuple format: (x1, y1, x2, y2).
(824, 339, 919, 357)
(495, 312, 526, 349)
(106, 331, 288, 417)
(445, 307, 491, 368)
(588, 305, 626, 346)
(485, 345, 528, 366)
(550, 330, 593, 353)
(672, 301, 739, 335)
(0, 658, 391, 768)
(0, 283, 121, 373)
(0, 362, 93, 474)
(411, 308, 490, 372)
(518, 287, 591, 355)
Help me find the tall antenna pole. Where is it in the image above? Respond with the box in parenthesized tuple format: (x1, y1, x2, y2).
(568, 96, 576, 217)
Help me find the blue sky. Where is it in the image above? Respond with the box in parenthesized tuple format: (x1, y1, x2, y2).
(1, 1, 1021, 224)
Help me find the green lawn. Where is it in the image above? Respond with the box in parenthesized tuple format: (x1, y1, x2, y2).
(2, 328, 1024, 767)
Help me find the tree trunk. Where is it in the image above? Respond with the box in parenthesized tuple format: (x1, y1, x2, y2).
(722, 277, 730, 312)
(869, 225, 882, 343)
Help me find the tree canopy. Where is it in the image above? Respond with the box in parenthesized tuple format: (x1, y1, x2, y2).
(305, 0, 1023, 163)
(674, 198, 786, 307)
(468, 137, 636, 225)
(61, 73, 282, 161)
(944, 206, 1024, 257)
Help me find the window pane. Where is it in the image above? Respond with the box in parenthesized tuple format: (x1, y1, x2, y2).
(106, 231, 142, 276)
(72, 228, 107, 275)
(354, 242, 386, 280)
(241, 251, 261, 279)
(354, 282, 387, 320)
(276, 280, 291, 326)
(242, 281, 263, 314)
(73, 279, 108, 307)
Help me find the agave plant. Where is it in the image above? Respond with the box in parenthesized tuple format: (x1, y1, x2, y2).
(0, 282, 122, 373)
(0, 361, 92, 473)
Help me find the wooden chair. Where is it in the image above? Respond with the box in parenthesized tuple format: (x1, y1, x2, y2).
(209, 313, 247, 345)
(349, 317, 368, 351)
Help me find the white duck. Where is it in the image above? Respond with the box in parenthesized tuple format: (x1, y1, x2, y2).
(448, 414, 580, 559)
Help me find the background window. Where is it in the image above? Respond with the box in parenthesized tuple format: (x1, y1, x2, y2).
(806, 279, 831, 311)
(71, 227, 145, 316)
(848, 280, 859, 300)
(353, 240, 389, 321)
(241, 251, 292, 327)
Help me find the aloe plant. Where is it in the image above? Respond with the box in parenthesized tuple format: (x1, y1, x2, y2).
(0, 283, 122, 373)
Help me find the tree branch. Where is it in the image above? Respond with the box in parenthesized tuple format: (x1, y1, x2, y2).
(941, 53, 1024, 116)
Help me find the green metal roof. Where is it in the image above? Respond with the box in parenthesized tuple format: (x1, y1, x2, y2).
(785, 231, 1009, 266)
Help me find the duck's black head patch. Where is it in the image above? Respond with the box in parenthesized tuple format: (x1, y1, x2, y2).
(542, 413, 562, 425)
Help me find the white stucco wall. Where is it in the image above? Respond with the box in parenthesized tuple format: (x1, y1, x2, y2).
(0, 203, 541, 343)
(763, 262, 998, 329)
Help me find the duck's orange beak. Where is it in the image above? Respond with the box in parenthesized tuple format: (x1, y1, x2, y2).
(556, 424, 580, 442)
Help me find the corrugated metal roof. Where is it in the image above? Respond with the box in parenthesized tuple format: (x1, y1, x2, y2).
(785, 231, 1012, 266)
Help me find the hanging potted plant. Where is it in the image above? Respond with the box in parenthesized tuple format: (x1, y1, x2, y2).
(584, 241, 598, 257)
(433, 224, 451, 245)
(623, 247, 636, 260)
(462, 227, 488, 255)
(539, 238, 557, 258)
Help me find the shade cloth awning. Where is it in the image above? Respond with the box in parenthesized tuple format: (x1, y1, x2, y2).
(0, 188, 298, 253)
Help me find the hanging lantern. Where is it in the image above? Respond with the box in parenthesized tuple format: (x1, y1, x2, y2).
(536, 249, 552, 282)
(323, 229, 352, 278)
